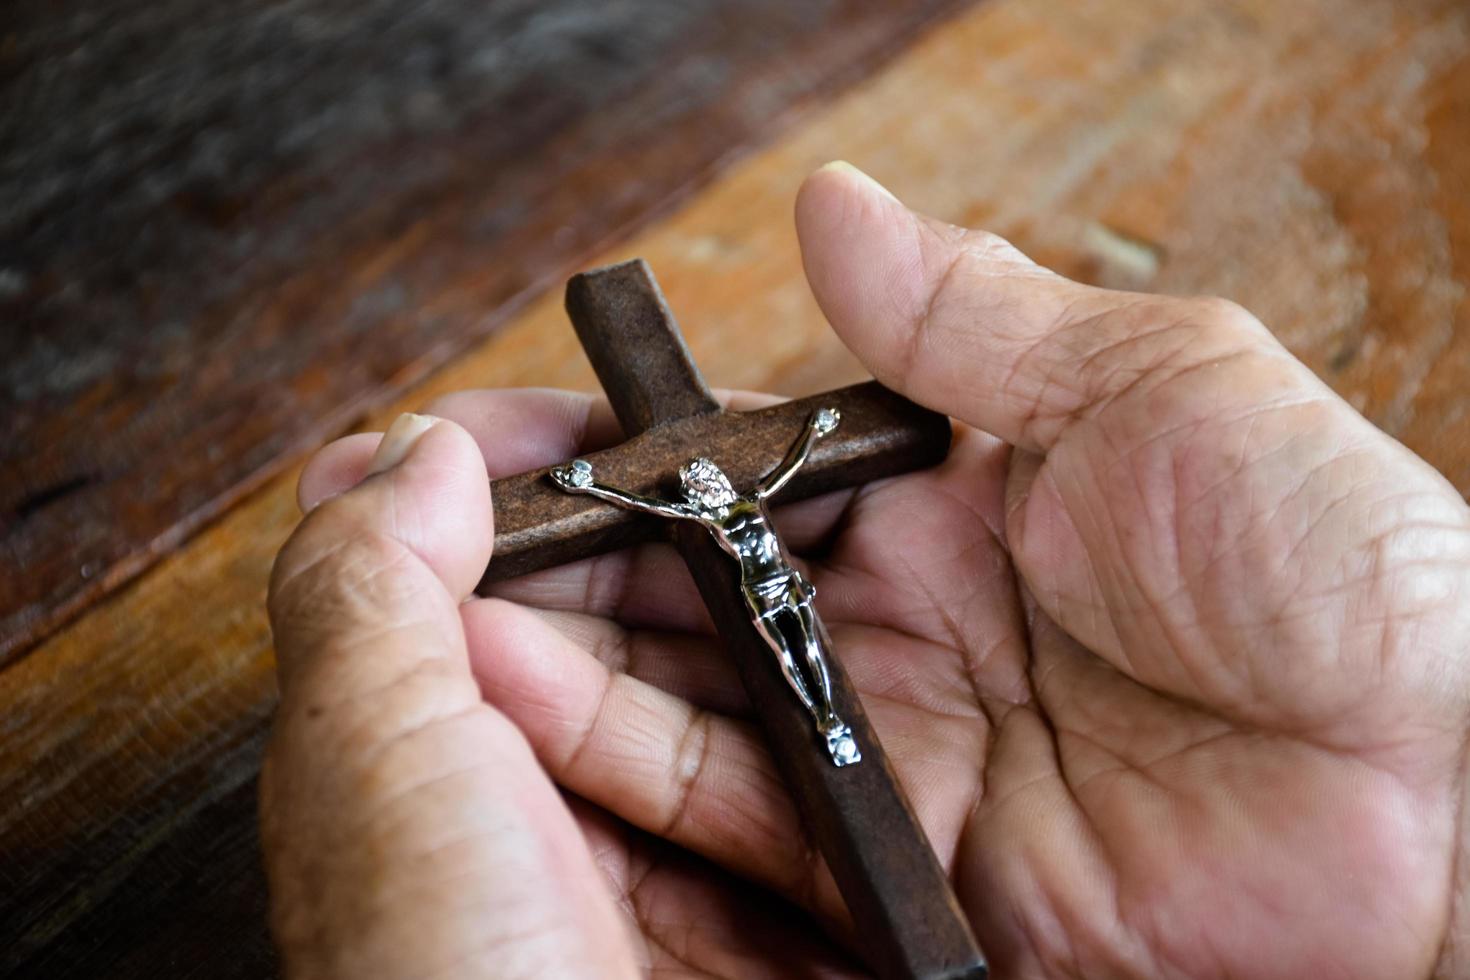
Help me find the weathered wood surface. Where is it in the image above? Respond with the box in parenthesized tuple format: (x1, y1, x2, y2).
(0, 0, 970, 663)
(5, 0, 1470, 976)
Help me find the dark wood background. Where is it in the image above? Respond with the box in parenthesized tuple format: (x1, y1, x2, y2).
(5, 0, 1469, 977)
(0, 0, 965, 664)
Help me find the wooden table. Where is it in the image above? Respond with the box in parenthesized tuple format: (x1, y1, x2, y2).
(4, 0, 1468, 974)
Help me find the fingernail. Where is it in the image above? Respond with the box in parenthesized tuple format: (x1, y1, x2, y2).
(368, 413, 441, 475)
(817, 160, 898, 202)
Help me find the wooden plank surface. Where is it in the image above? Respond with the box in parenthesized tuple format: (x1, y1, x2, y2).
(0, 0, 970, 662)
(5, 0, 1470, 975)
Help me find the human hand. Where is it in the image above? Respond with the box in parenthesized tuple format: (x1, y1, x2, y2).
(262, 165, 1470, 978)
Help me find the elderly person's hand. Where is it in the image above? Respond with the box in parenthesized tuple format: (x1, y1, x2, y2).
(262, 164, 1470, 978)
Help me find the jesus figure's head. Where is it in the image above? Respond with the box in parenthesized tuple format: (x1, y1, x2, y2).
(679, 457, 738, 510)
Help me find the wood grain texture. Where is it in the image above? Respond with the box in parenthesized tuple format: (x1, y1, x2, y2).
(5, 0, 1470, 976)
(0, 0, 971, 662)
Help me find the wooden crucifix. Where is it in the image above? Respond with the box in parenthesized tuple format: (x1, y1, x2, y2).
(478, 259, 988, 980)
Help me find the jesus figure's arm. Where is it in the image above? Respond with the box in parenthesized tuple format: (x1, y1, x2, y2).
(755, 407, 841, 501)
(550, 461, 696, 521)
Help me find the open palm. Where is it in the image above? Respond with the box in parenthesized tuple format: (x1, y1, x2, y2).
(262, 166, 1470, 979)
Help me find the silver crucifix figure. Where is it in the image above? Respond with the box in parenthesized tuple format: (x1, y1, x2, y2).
(550, 406, 860, 766)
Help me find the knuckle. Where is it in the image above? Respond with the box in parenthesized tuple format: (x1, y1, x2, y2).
(957, 227, 1047, 275)
(268, 509, 429, 655)
(660, 709, 712, 838)
(273, 514, 400, 607)
(420, 389, 471, 419)
(1179, 294, 1266, 341)
(347, 702, 497, 808)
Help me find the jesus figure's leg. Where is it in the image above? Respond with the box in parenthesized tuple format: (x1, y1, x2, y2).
(744, 585, 862, 766)
(783, 580, 860, 765)
(745, 599, 821, 720)
(789, 598, 838, 731)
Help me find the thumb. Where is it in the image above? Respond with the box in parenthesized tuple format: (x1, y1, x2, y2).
(268, 412, 492, 696)
(263, 415, 639, 978)
(794, 161, 1303, 452)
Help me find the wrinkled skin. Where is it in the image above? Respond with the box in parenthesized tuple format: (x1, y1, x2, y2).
(262, 165, 1470, 979)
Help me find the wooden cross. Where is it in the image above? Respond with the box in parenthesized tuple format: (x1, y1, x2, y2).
(478, 259, 988, 980)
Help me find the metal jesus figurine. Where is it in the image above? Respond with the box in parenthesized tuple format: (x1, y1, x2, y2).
(550, 406, 860, 766)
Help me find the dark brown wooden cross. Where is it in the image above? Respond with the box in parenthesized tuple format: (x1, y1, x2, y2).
(478, 259, 988, 980)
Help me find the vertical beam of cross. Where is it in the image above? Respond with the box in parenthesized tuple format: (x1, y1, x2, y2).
(559, 260, 987, 980)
